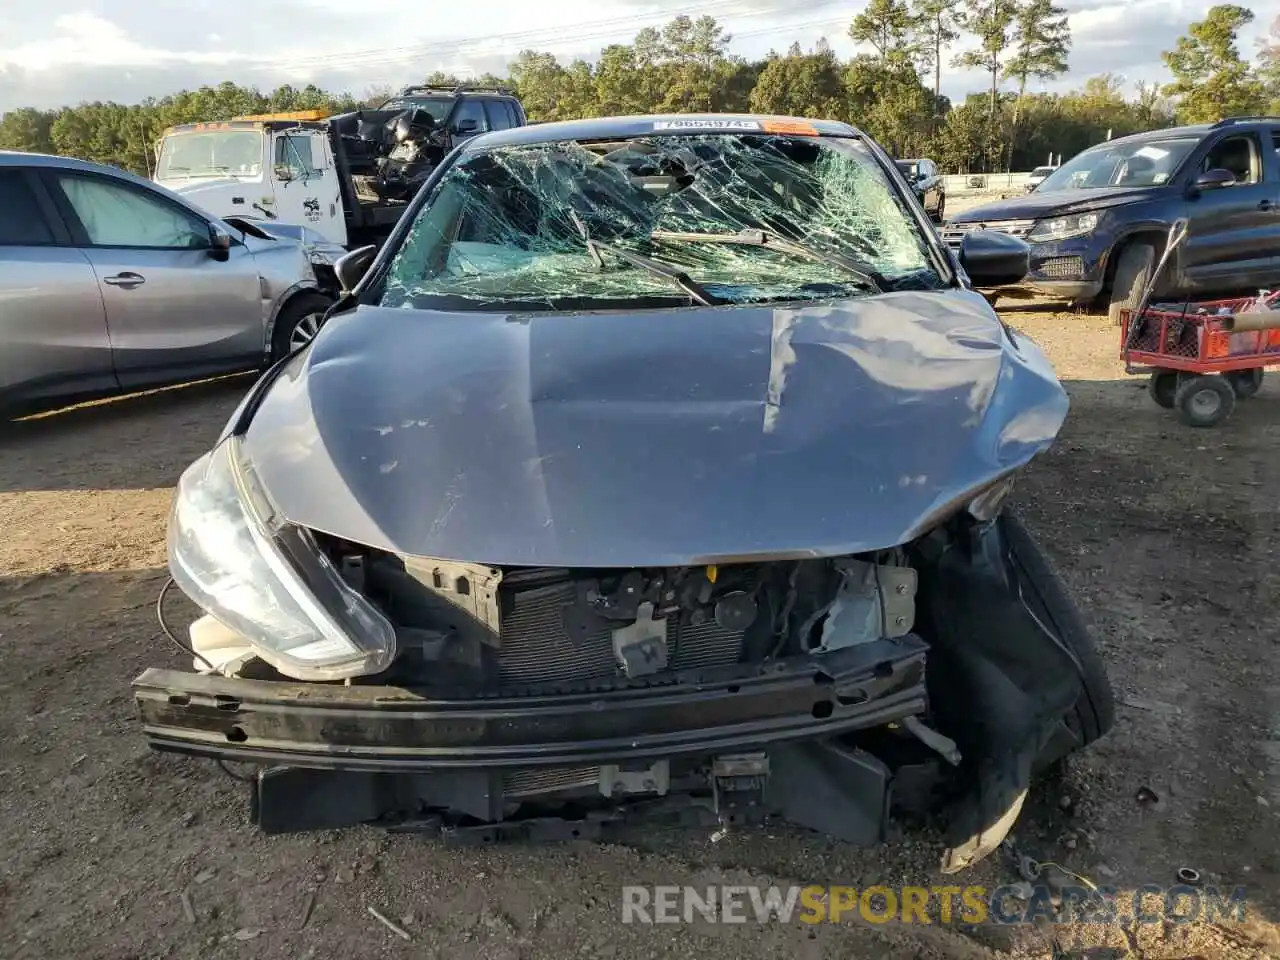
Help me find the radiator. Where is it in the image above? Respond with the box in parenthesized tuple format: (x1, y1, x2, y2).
(497, 578, 745, 686)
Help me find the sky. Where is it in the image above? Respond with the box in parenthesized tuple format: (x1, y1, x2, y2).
(0, 0, 1272, 115)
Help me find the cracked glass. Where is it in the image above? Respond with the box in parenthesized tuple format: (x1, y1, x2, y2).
(377, 133, 944, 311)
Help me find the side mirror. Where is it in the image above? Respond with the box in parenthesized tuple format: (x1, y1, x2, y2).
(209, 225, 232, 262)
(454, 118, 479, 134)
(1193, 168, 1236, 192)
(334, 244, 379, 293)
(958, 230, 1030, 288)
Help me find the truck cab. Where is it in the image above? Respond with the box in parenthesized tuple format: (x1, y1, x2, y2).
(154, 88, 529, 249)
(154, 113, 350, 245)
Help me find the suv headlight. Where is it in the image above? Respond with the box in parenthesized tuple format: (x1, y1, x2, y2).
(1028, 212, 1099, 243)
(167, 437, 396, 681)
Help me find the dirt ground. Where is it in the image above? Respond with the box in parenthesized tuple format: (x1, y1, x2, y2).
(1, 303, 1278, 960)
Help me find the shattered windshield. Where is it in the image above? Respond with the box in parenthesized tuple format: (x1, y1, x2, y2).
(156, 131, 264, 179)
(1036, 138, 1199, 191)
(376, 133, 943, 311)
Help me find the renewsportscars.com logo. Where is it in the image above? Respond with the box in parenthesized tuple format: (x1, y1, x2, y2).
(621, 884, 1249, 926)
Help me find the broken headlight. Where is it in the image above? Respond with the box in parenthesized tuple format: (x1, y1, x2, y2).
(167, 437, 396, 681)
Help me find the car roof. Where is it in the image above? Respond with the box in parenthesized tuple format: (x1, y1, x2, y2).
(464, 113, 862, 151)
(0, 150, 133, 174)
(0, 149, 241, 225)
(1089, 123, 1215, 149)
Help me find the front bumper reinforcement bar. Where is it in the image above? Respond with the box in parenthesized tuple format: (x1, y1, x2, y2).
(133, 637, 928, 772)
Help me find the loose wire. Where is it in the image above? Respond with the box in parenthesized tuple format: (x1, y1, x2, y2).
(156, 577, 216, 672)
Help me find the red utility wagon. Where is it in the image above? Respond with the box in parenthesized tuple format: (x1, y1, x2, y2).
(1120, 290, 1280, 427)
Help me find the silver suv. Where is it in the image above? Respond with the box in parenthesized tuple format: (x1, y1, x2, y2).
(0, 152, 342, 418)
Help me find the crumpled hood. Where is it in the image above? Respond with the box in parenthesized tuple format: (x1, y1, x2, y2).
(952, 185, 1169, 222)
(241, 290, 1068, 567)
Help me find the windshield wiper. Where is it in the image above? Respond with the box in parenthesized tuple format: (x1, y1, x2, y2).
(567, 211, 722, 306)
(649, 228, 885, 293)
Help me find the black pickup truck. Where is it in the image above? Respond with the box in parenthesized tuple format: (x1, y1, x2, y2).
(330, 84, 529, 243)
(942, 116, 1280, 322)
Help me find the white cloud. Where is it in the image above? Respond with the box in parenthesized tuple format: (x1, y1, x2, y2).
(0, 0, 1267, 113)
(1, 12, 244, 71)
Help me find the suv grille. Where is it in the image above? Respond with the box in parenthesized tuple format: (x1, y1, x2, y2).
(942, 219, 1036, 249)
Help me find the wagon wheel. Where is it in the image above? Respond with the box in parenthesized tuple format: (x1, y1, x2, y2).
(1173, 374, 1236, 428)
(1225, 368, 1264, 399)
(1147, 370, 1178, 409)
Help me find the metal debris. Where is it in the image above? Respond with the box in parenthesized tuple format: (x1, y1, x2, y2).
(1134, 785, 1161, 806)
(232, 928, 263, 941)
(298, 890, 316, 930)
(1176, 867, 1202, 886)
(179, 891, 196, 924)
(367, 906, 412, 941)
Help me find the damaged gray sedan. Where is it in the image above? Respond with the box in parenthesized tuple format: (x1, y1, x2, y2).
(133, 114, 1114, 871)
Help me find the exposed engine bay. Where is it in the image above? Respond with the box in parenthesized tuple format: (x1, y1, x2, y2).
(329, 107, 447, 203)
(138, 506, 1106, 869)
(359, 547, 918, 689)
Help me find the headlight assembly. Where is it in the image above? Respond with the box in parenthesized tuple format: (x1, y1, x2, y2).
(167, 437, 396, 681)
(1028, 212, 1099, 243)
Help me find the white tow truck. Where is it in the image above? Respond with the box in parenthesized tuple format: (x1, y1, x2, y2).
(153, 88, 529, 248)
(153, 110, 398, 247)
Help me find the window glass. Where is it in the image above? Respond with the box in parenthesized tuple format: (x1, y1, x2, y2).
(484, 101, 511, 131)
(275, 134, 322, 178)
(1037, 137, 1200, 190)
(453, 100, 488, 133)
(379, 133, 942, 311)
(1203, 135, 1259, 185)
(156, 131, 263, 178)
(57, 175, 208, 248)
(0, 170, 55, 245)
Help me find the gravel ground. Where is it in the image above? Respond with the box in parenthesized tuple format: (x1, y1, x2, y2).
(1, 303, 1278, 960)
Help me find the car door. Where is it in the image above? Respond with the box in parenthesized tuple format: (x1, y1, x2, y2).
(42, 168, 267, 389)
(272, 129, 345, 242)
(1178, 131, 1280, 294)
(0, 166, 117, 412)
(921, 160, 941, 213)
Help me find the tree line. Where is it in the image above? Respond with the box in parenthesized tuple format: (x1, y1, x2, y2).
(2, 3, 1277, 178)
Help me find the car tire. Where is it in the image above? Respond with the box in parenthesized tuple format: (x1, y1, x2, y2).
(1173, 374, 1236, 427)
(1001, 510, 1116, 760)
(1225, 368, 1264, 399)
(1107, 242, 1156, 328)
(271, 292, 334, 362)
(934, 195, 945, 223)
(1147, 370, 1178, 408)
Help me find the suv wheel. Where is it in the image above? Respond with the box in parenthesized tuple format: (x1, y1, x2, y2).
(271, 293, 334, 361)
(1107, 242, 1156, 328)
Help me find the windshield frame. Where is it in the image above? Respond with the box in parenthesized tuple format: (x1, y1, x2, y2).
(359, 130, 956, 313)
(156, 129, 266, 180)
(1035, 136, 1201, 192)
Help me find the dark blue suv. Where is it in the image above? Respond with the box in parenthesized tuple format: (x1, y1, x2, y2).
(943, 117, 1280, 323)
